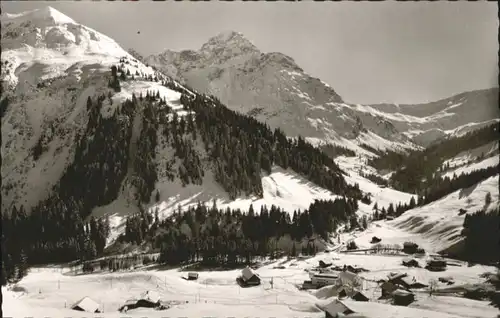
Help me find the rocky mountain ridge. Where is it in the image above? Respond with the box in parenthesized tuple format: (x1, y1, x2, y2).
(146, 32, 499, 152)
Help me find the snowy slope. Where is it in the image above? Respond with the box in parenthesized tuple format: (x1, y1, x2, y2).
(154, 165, 345, 217)
(390, 175, 499, 254)
(335, 155, 415, 215)
(442, 156, 499, 180)
(441, 141, 499, 172)
(103, 154, 415, 244)
(0, 7, 175, 214)
(102, 165, 349, 245)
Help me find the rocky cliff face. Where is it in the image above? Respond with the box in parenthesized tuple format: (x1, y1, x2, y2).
(145, 31, 352, 142)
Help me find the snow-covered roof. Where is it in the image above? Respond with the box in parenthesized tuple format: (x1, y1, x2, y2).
(392, 289, 414, 297)
(338, 271, 361, 285)
(139, 290, 160, 303)
(400, 276, 423, 286)
(123, 299, 138, 307)
(71, 296, 99, 313)
(241, 267, 258, 281)
(323, 299, 354, 316)
(387, 272, 407, 281)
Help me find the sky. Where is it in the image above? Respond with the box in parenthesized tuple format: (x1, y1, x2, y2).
(2, 1, 498, 104)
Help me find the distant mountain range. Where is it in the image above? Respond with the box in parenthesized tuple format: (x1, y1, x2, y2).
(145, 31, 499, 152)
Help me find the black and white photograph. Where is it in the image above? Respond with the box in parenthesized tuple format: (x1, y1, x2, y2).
(1, 1, 499, 317)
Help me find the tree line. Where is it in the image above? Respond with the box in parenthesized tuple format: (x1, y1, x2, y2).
(461, 207, 499, 264)
(170, 90, 362, 200)
(120, 198, 359, 267)
(369, 124, 498, 194)
(1, 206, 110, 285)
(372, 163, 498, 221)
(319, 143, 356, 158)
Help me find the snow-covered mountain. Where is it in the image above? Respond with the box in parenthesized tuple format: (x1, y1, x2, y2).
(146, 32, 499, 153)
(0, 7, 363, 232)
(1, 7, 170, 215)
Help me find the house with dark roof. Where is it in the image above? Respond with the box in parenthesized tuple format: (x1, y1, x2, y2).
(380, 281, 397, 299)
(236, 266, 261, 287)
(337, 286, 369, 302)
(392, 289, 415, 306)
(322, 299, 356, 318)
(118, 290, 162, 312)
(426, 258, 447, 271)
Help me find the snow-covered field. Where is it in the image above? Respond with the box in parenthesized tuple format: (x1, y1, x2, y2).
(4, 222, 497, 318)
(5, 171, 498, 318)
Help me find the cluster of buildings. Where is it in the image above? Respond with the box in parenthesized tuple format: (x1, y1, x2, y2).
(69, 258, 449, 317)
(70, 290, 171, 314)
(70, 267, 261, 314)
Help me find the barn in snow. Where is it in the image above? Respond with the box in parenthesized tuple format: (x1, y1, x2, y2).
(118, 290, 165, 312)
(321, 299, 368, 318)
(71, 296, 100, 313)
(236, 266, 261, 287)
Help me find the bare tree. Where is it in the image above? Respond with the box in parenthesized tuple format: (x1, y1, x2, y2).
(429, 279, 438, 296)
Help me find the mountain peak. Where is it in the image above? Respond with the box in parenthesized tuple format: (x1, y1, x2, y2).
(4, 6, 75, 26)
(210, 31, 245, 43)
(200, 30, 258, 55)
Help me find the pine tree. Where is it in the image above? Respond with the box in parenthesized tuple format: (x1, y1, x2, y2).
(380, 207, 387, 219)
(387, 203, 395, 216)
(0, 96, 9, 118)
(361, 215, 368, 229)
(409, 197, 416, 209)
(485, 192, 492, 206)
(86, 96, 93, 111)
(115, 79, 121, 92)
(154, 208, 160, 225)
(111, 65, 118, 78)
(17, 249, 28, 280)
(104, 216, 111, 237)
(1, 260, 7, 285)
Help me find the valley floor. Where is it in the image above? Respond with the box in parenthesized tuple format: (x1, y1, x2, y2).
(4, 219, 498, 318)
